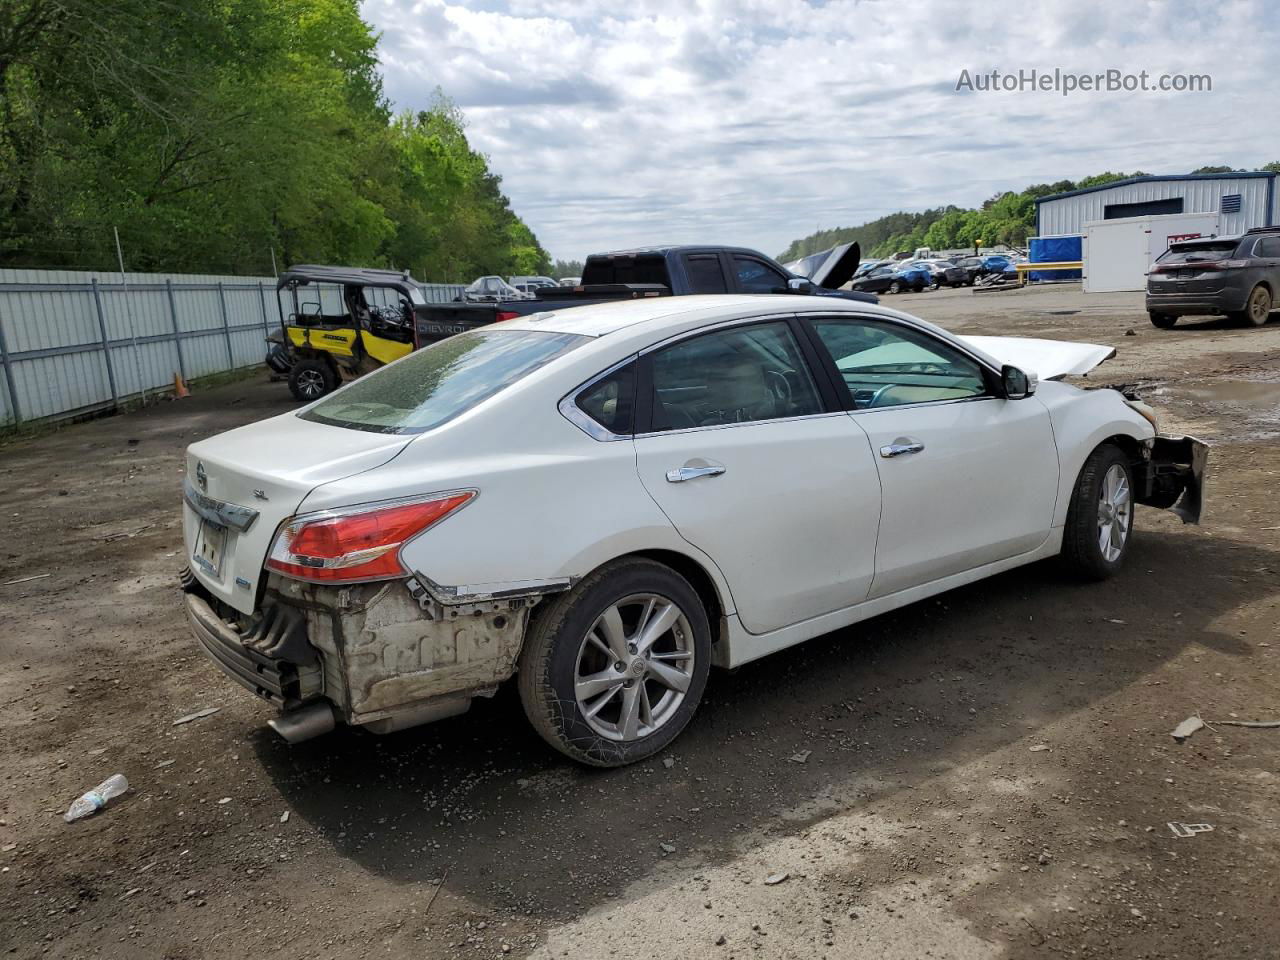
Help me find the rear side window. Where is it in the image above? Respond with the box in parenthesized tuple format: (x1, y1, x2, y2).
(1157, 240, 1239, 264)
(300, 330, 585, 434)
(1257, 237, 1280, 258)
(576, 363, 636, 435)
(684, 255, 727, 293)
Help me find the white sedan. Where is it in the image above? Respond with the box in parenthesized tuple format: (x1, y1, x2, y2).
(181, 295, 1206, 766)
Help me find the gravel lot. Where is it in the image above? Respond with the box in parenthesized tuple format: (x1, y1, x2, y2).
(2, 284, 1278, 960)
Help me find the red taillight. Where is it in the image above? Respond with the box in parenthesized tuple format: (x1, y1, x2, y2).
(495, 310, 521, 322)
(266, 492, 475, 584)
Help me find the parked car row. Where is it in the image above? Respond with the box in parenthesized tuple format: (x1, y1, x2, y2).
(848, 254, 1025, 295)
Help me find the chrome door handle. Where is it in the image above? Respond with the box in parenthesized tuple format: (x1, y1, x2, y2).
(665, 465, 726, 483)
(879, 440, 925, 458)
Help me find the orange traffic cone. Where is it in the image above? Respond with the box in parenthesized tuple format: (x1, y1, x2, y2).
(173, 373, 190, 398)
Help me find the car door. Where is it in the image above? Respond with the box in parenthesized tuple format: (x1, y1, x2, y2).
(632, 317, 882, 634)
(802, 314, 1059, 599)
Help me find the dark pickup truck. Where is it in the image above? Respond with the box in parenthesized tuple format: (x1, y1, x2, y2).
(416, 243, 872, 341)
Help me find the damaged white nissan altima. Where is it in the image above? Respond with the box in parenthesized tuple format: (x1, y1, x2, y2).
(181, 295, 1207, 766)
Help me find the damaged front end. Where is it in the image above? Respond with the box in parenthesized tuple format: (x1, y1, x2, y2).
(182, 569, 552, 741)
(1136, 434, 1209, 524)
(1111, 385, 1209, 525)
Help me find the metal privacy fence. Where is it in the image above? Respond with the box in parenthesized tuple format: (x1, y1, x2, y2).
(0, 269, 466, 425)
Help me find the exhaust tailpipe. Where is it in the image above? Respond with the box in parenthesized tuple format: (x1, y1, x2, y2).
(268, 702, 336, 743)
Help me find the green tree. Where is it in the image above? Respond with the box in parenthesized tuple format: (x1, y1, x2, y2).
(0, 0, 548, 280)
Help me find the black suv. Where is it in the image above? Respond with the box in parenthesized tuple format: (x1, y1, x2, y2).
(1146, 227, 1280, 328)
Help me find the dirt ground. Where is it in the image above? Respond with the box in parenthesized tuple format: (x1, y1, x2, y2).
(2, 284, 1278, 960)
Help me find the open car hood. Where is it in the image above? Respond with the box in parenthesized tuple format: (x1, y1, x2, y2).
(958, 335, 1116, 380)
(784, 241, 861, 289)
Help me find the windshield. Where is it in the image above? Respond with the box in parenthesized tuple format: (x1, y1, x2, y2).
(299, 330, 586, 434)
(1156, 240, 1239, 264)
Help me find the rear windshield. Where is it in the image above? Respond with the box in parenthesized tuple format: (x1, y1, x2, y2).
(1157, 240, 1239, 264)
(581, 255, 671, 286)
(299, 330, 585, 434)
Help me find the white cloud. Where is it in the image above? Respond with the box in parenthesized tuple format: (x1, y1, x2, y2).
(363, 0, 1280, 262)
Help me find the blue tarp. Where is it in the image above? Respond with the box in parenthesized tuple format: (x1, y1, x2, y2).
(1029, 235, 1082, 282)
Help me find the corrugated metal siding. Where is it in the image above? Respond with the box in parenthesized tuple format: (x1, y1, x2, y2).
(1039, 176, 1275, 236)
(0, 270, 474, 426)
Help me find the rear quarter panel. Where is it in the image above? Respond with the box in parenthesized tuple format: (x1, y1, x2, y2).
(294, 366, 737, 613)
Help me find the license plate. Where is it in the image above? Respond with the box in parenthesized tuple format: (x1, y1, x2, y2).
(193, 520, 227, 577)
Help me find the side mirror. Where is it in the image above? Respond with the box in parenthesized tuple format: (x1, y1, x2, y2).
(787, 277, 814, 294)
(1002, 364, 1037, 399)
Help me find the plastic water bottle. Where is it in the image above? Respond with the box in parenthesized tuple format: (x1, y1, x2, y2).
(63, 774, 129, 822)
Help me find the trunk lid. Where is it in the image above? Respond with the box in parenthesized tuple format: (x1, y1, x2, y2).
(182, 413, 413, 614)
(958, 335, 1116, 380)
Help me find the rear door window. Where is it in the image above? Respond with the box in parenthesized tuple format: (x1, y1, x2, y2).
(1256, 237, 1280, 258)
(684, 255, 728, 293)
(647, 322, 822, 431)
(300, 329, 585, 434)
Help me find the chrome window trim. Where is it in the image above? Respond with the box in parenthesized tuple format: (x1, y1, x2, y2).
(183, 477, 260, 533)
(632, 409, 850, 440)
(558, 354, 639, 442)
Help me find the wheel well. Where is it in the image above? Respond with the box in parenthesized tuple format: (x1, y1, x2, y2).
(628, 549, 727, 650)
(1100, 433, 1144, 474)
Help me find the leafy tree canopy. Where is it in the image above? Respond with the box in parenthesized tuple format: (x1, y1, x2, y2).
(0, 0, 550, 280)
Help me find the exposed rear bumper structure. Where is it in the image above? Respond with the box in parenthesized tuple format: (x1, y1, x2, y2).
(182, 569, 323, 708)
(181, 567, 539, 743)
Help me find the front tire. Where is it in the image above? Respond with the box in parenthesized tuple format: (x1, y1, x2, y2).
(288, 358, 337, 401)
(1061, 444, 1135, 580)
(1148, 312, 1177, 329)
(517, 558, 712, 767)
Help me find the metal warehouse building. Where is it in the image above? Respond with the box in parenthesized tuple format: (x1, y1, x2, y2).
(1035, 171, 1279, 237)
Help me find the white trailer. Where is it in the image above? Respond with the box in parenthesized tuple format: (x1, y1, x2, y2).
(1081, 212, 1221, 293)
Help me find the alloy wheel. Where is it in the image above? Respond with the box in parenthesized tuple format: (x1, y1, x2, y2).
(1097, 463, 1132, 562)
(297, 369, 326, 398)
(1248, 287, 1271, 324)
(574, 593, 695, 742)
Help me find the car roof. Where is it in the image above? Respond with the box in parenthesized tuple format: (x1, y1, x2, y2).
(498, 293, 906, 338)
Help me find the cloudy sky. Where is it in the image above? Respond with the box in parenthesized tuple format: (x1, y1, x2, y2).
(362, 0, 1279, 262)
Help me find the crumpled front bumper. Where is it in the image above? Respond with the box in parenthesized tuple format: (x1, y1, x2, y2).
(1141, 435, 1209, 524)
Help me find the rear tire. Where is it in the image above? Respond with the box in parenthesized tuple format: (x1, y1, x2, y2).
(1061, 444, 1135, 581)
(517, 558, 711, 767)
(288, 358, 337, 401)
(1148, 312, 1177, 329)
(888, 281, 902, 295)
(1236, 285, 1273, 327)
